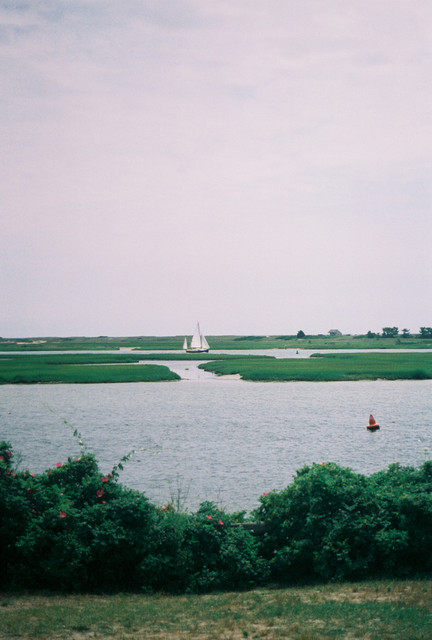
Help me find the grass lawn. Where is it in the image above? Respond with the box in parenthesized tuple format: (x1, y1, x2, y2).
(1, 580, 431, 639)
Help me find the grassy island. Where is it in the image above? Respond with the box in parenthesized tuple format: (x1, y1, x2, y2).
(0, 353, 180, 384)
(199, 352, 432, 382)
(1, 351, 432, 384)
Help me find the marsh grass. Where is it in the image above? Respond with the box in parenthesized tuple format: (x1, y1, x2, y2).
(200, 352, 432, 382)
(0, 353, 180, 384)
(0, 353, 266, 384)
(2, 334, 432, 351)
(2, 351, 432, 384)
(1, 581, 431, 639)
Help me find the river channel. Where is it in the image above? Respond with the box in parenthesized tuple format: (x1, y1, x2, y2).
(1, 350, 432, 512)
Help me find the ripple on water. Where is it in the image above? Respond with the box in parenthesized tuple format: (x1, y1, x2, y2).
(1, 378, 431, 511)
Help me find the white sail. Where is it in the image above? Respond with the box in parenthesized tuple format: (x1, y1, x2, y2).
(183, 337, 188, 350)
(201, 335, 210, 350)
(190, 323, 202, 349)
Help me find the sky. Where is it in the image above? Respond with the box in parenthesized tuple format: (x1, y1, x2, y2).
(1, 0, 431, 338)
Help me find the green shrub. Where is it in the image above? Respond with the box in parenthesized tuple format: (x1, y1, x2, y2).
(2, 441, 432, 593)
(369, 462, 432, 575)
(254, 461, 432, 583)
(173, 502, 269, 593)
(254, 463, 381, 581)
(8, 454, 158, 591)
(0, 444, 267, 593)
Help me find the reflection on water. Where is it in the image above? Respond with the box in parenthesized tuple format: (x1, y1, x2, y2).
(1, 377, 432, 512)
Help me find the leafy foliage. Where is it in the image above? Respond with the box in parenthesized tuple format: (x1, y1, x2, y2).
(254, 461, 432, 582)
(1, 441, 432, 593)
(0, 443, 267, 593)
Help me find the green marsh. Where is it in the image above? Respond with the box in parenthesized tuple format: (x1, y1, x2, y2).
(1, 351, 432, 384)
(200, 352, 432, 382)
(0, 353, 180, 384)
(2, 333, 432, 351)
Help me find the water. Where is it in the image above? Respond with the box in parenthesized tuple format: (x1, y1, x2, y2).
(1, 370, 431, 512)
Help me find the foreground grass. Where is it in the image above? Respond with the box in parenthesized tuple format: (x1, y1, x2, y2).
(200, 352, 432, 381)
(1, 581, 431, 639)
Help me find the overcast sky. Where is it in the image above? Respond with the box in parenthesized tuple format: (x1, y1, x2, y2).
(1, 1, 431, 338)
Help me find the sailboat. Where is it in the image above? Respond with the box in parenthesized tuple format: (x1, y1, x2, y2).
(183, 322, 210, 353)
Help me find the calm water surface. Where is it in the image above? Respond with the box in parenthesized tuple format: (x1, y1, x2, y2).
(2, 368, 432, 512)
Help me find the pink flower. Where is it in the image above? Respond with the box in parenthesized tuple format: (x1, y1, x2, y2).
(262, 492, 270, 497)
(56, 462, 62, 468)
(102, 476, 109, 483)
(218, 520, 224, 526)
(8, 452, 13, 458)
(206, 515, 213, 520)
(102, 500, 106, 504)
(59, 512, 67, 518)
(0, 456, 4, 461)
(96, 489, 104, 498)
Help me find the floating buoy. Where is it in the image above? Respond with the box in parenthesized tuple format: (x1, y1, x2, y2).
(367, 414, 380, 431)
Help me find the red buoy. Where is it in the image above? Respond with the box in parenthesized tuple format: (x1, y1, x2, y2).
(367, 414, 380, 431)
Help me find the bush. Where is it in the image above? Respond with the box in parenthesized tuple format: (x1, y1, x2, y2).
(0, 444, 268, 593)
(254, 463, 381, 581)
(369, 462, 432, 575)
(2, 441, 432, 592)
(254, 461, 432, 583)
(6, 453, 158, 591)
(176, 502, 269, 593)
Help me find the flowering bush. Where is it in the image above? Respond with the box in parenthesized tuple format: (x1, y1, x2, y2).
(0, 443, 267, 592)
(2, 441, 432, 592)
(171, 501, 269, 592)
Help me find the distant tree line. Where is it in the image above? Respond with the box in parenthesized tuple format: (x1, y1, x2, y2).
(366, 327, 432, 339)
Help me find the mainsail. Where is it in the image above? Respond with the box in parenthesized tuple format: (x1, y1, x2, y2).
(190, 323, 203, 349)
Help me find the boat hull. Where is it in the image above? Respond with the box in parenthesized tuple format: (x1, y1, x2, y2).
(185, 348, 209, 353)
(367, 425, 380, 431)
